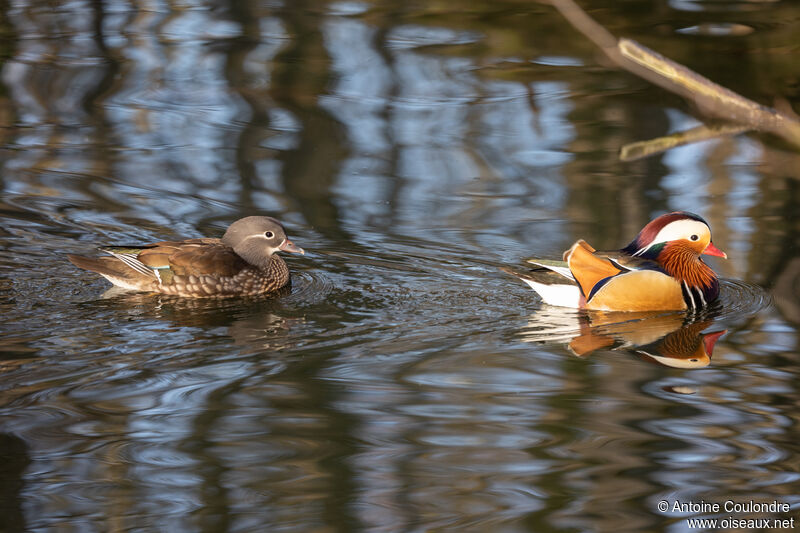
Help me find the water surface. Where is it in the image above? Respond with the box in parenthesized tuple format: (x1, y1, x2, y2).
(1, 1, 799, 532)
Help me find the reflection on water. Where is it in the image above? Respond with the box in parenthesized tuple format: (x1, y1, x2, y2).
(1, 0, 799, 531)
(521, 308, 725, 368)
(518, 278, 772, 368)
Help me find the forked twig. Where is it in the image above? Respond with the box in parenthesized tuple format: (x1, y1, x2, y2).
(549, 0, 800, 149)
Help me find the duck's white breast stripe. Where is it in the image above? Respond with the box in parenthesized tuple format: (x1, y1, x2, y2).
(682, 280, 696, 309)
(695, 286, 706, 307)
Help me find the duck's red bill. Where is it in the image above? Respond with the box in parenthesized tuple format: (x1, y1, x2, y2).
(703, 330, 727, 355)
(703, 242, 727, 258)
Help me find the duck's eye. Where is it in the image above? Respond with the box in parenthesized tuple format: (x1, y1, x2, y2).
(265, 231, 274, 238)
(690, 234, 699, 241)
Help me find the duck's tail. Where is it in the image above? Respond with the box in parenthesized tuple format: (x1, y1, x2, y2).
(500, 265, 583, 308)
(68, 254, 156, 291)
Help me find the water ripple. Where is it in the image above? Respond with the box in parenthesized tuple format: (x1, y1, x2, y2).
(715, 278, 772, 321)
(283, 270, 335, 306)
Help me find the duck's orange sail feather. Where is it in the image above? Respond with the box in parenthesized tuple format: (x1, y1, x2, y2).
(565, 240, 623, 298)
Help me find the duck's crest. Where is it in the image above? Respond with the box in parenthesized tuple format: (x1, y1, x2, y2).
(622, 211, 708, 256)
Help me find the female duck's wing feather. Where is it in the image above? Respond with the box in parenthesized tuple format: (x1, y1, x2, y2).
(67, 253, 159, 291)
(136, 239, 247, 277)
(95, 239, 249, 289)
(99, 247, 159, 279)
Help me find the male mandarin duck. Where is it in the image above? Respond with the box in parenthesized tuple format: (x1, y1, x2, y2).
(68, 216, 304, 298)
(503, 211, 727, 312)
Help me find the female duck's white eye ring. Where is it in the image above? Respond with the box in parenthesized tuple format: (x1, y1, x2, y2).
(265, 231, 274, 238)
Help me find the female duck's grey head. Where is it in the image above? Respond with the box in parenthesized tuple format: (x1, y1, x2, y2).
(222, 216, 304, 268)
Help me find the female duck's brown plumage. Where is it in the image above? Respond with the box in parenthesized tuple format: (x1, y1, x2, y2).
(504, 211, 727, 312)
(68, 216, 305, 298)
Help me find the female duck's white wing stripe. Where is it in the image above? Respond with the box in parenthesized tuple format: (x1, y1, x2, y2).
(103, 250, 158, 279)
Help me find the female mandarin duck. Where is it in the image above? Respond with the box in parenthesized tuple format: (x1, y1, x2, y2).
(504, 211, 726, 311)
(68, 216, 304, 298)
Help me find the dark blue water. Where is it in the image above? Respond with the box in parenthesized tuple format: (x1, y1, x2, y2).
(1, 1, 799, 531)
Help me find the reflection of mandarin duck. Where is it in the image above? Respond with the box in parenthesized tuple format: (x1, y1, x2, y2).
(503, 211, 727, 311)
(68, 216, 305, 297)
(635, 322, 725, 369)
(567, 312, 725, 368)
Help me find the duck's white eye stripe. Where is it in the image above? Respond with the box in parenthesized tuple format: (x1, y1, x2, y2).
(651, 219, 709, 245)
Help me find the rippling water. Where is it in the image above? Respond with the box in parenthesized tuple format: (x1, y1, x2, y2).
(1, 1, 799, 532)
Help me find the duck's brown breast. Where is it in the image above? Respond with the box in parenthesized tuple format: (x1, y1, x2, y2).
(160, 255, 290, 298)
